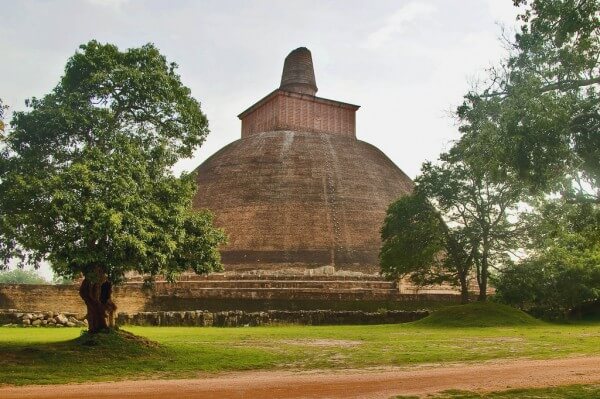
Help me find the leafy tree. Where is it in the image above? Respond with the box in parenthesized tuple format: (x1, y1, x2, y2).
(382, 152, 522, 301)
(495, 256, 600, 319)
(417, 154, 522, 301)
(380, 193, 474, 303)
(453, 0, 599, 314)
(0, 268, 48, 284)
(0, 41, 226, 333)
(456, 0, 599, 199)
(0, 98, 6, 132)
(495, 198, 600, 318)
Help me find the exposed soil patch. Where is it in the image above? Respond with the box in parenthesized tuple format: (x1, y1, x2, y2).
(279, 338, 362, 347)
(1, 356, 599, 398)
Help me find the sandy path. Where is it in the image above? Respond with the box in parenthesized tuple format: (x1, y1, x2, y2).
(1, 356, 599, 398)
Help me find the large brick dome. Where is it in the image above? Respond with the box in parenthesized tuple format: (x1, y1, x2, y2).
(193, 48, 413, 273)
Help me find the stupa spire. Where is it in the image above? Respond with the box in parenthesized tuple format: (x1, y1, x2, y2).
(279, 47, 318, 96)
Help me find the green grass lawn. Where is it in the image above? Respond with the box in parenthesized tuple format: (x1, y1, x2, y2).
(395, 384, 600, 398)
(1, 318, 599, 386)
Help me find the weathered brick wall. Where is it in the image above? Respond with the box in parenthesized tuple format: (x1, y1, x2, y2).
(0, 283, 460, 315)
(240, 93, 280, 137)
(194, 131, 414, 272)
(240, 91, 357, 138)
(0, 284, 150, 316)
(279, 47, 318, 96)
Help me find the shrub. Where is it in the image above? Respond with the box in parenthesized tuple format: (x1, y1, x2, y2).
(494, 255, 600, 319)
(0, 269, 48, 284)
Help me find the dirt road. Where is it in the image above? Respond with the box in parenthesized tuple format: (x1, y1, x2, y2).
(2, 356, 599, 398)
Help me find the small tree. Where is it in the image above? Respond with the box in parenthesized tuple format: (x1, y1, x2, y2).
(0, 41, 226, 333)
(0, 269, 48, 284)
(381, 151, 523, 302)
(380, 193, 474, 303)
(495, 198, 600, 318)
(418, 155, 524, 301)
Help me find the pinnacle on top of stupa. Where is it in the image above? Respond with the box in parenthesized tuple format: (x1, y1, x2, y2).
(279, 47, 318, 96)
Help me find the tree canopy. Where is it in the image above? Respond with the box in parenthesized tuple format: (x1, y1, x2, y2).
(451, 0, 599, 315)
(0, 98, 6, 133)
(381, 152, 523, 302)
(494, 197, 600, 318)
(380, 192, 473, 303)
(457, 0, 599, 199)
(0, 41, 226, 332)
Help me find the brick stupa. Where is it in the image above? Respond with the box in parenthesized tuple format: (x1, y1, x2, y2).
(193, 47, 414, 273)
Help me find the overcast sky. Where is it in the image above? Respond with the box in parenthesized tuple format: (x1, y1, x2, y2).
(1, 0, 520, 278)
(2, 0, 521, 177)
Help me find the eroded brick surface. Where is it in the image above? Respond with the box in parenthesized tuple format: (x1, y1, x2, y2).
(193, 47, 414, 273)
(193, 131, 413, 272)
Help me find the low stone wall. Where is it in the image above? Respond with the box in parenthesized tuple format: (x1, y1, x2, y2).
(0, 308, 428, 327)
(116, 309, 429, 327)
(0, 309, 86, 327)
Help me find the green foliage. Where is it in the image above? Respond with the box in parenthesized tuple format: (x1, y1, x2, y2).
(381, 153, 524, 301)
(494, 199, 600, 319)
(0, 268, 47, 284)
(0, 41, 226, 283)
(494, 259, 599, 320)
(449, 0, 599, 314)
(413, 302, 541, 328)
(457, 0, 599, 197)
(419, 156, 524, 299)
(0, 98, 6, 132)
(380, 193, 447, 282)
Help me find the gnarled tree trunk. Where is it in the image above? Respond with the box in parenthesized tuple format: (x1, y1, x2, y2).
(79, 275, 117, 333)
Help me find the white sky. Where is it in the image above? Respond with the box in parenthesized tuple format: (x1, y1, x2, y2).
(1, 0, 520, 279)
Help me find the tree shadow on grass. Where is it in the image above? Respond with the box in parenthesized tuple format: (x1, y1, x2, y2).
(0, 329, 166, 386)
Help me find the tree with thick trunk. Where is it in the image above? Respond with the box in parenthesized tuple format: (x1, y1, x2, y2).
(79, 272, 117, 333)
(0, 41, 226, 333)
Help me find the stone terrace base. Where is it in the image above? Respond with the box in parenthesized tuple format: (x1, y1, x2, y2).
(0, 309, 428, 327)
(0, 273, 464, 315)
(116, 309, 429, 327)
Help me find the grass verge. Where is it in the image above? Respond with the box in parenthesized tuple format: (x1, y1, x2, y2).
(0, 318, 599, 386)
(395, 384, 600, 398)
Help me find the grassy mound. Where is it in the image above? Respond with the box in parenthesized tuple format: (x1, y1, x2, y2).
(73, 328, 159, 349)
(413, 302, 542, 327)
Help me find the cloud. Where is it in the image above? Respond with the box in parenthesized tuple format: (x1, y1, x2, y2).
(363, 2, 437, 49)
(484, 0, 520, 25)
(85, 0, 130, 11)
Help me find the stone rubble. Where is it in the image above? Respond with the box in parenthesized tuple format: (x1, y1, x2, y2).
(0, 309, 87, 327)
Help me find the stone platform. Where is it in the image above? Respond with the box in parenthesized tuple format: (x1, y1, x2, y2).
(0, 272, 463, 316)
